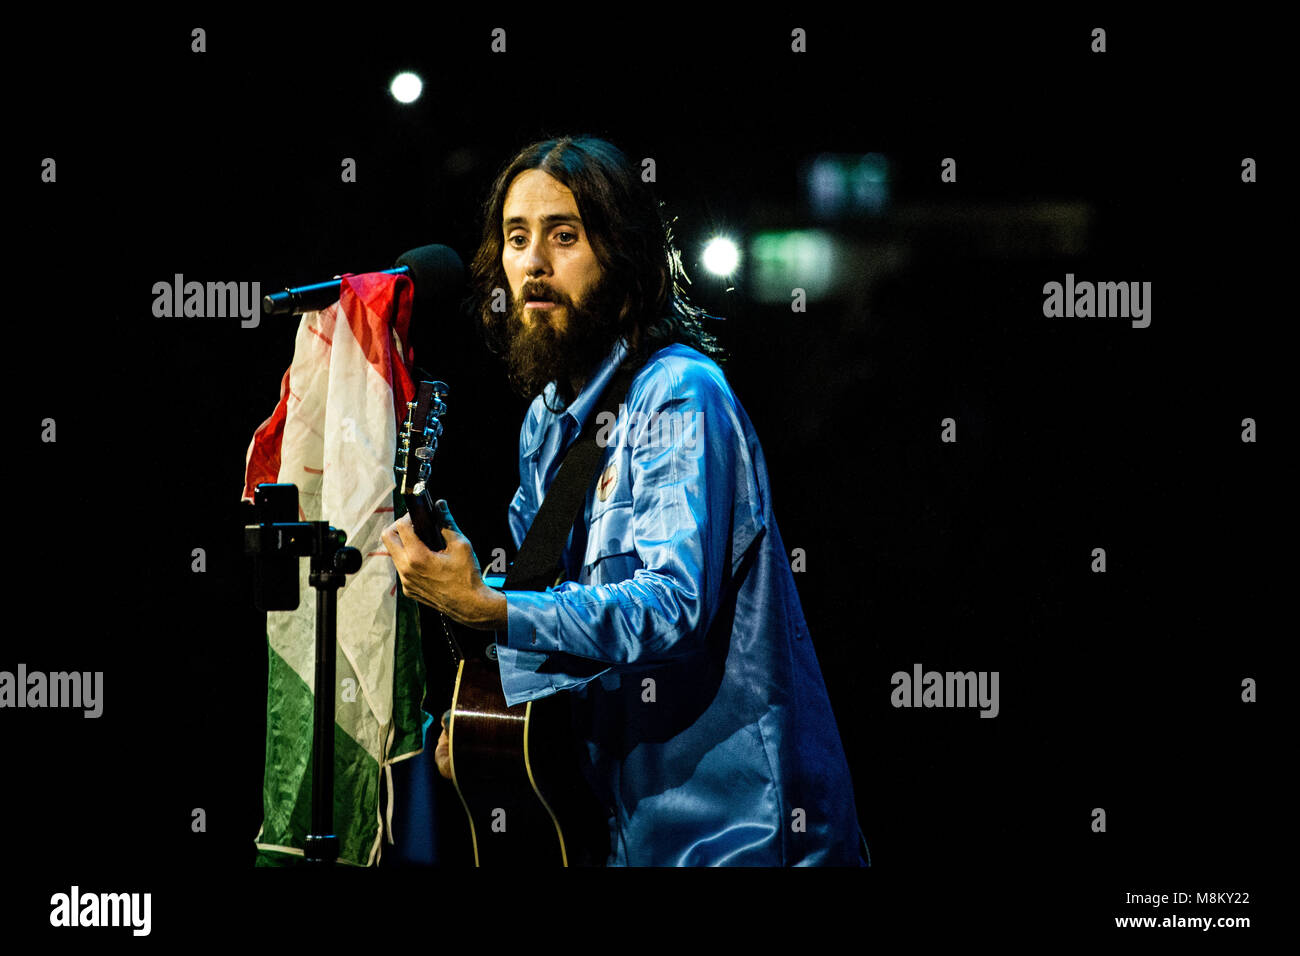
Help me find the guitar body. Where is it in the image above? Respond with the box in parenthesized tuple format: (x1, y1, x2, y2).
(449, 655, 607, 866)
(399, 380, 608, 867)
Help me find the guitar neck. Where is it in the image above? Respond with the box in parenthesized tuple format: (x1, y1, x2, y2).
(406, 485, 447, 552)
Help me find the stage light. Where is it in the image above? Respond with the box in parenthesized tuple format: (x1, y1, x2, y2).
(702, 237, 740, 277)
(390, 72, 423, 104)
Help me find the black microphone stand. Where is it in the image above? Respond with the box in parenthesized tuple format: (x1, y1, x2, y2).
(245, 483, 362, 866)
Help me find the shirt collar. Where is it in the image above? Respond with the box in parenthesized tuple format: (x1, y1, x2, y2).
(558, 337, 630, 433)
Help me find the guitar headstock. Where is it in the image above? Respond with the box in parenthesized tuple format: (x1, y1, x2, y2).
(397, 380, 449, 497)
(397, 380, 463, 662)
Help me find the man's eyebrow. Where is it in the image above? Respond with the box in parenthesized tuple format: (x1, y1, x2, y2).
(503, 213, 583, 229)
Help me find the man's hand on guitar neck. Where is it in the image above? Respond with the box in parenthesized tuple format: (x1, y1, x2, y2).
(381, 500, 508, 631)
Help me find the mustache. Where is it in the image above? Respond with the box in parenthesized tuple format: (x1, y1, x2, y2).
(519, 282, 572, 305)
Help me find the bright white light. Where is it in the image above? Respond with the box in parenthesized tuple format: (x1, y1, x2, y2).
(390, 72, 423, 104)
(702, 237, 740, 276)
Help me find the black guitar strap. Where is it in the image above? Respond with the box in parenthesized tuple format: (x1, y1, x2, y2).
(504, 361, 641, 593)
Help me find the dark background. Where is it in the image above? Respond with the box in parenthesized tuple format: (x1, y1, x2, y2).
(8, 11, 1276, 940)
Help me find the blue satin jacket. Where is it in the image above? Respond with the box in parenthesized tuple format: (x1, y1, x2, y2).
(500, 340, 864, 865)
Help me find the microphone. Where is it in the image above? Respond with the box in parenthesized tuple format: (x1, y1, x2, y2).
(262, 244, 465, 316)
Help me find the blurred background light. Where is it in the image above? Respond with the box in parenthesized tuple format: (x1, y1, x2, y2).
(390, 72, 423, 104)
(749, 229, 839, 304)
(702, 236, 741, 276)
(806, 152, 890, 219)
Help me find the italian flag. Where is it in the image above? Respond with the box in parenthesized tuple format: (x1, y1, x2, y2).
(242, 272, 427, 866)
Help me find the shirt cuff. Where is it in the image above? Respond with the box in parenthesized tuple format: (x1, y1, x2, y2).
(498, 590, 612, 706)
(504, 588, 558, 651)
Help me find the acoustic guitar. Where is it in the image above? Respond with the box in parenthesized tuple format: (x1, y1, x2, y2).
(397, 380, 608, 866)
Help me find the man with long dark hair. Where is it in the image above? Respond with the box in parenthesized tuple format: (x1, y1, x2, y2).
(383, 135, 864, 865)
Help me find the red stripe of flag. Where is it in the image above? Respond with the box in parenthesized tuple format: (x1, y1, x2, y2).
(339, 273, 417, 426)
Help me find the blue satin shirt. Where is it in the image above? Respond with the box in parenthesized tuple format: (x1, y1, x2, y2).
(500, 339, 864, 866)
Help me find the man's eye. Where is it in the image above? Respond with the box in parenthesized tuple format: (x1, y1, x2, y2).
(555, 231, 577, 244)
(507, 235, 527, 247)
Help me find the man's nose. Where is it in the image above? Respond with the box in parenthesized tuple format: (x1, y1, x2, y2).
(523, 239, 550, 277)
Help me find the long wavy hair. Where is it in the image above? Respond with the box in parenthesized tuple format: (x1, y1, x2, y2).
(470, 135, 724, 377)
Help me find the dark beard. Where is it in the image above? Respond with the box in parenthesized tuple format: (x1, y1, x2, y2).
(504, 273, 623, 408)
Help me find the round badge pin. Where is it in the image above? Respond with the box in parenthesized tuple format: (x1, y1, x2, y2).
(596, 460, 618, 502)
